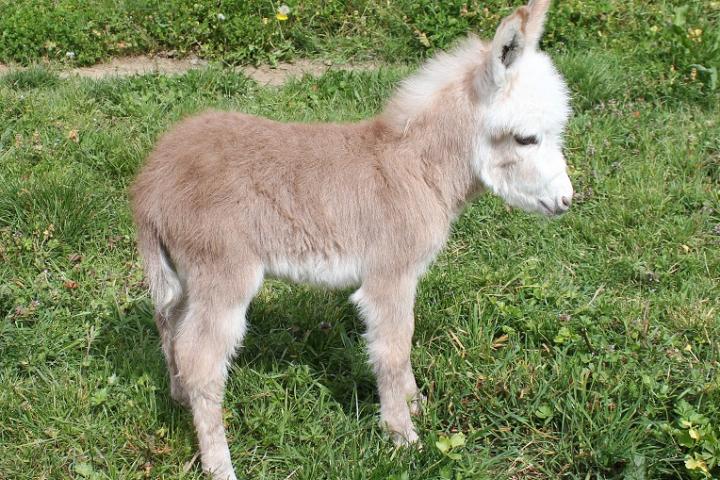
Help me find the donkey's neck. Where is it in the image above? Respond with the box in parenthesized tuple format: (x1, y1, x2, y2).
(419, 108, 480, 216)
(377, 45, 485, 220)
(378, 88, 481, 220)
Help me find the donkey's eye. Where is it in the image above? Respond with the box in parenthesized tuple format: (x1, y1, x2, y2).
(514, 135, 539, 146)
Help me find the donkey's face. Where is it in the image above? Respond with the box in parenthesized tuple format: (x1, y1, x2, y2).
(473, 0, 573, 216)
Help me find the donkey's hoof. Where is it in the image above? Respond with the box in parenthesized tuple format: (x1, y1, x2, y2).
(207, 464, 237, 480)
(211, 471, 237, 480)
(215, 472, 237, 480)
(409, 393, 427, 417)
(391, 428, 420, 447)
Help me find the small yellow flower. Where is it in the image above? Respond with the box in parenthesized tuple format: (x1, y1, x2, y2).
(685, 457, 709, 474)
(688, 27, 703, 43)
(276, 4, 291, 21)
(649, 25, 659, 33)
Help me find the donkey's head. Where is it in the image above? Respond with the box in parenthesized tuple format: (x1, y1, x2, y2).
(473, 0, 572, 216)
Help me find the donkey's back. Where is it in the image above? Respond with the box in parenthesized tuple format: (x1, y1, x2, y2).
(132, 110, 448, 292)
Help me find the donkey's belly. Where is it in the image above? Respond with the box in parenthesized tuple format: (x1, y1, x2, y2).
(263, 255, 362, 288)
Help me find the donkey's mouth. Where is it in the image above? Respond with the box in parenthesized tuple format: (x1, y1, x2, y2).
(538, 198, 563, 216)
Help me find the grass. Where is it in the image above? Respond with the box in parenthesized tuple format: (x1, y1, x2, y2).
(1, 1, 719, 93)
(1, 2, 720, 479)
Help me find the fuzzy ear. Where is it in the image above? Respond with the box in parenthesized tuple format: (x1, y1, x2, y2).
(489, 0, 551, 78)
(525, 0, 552, 47)
(489, 7, 528, 86)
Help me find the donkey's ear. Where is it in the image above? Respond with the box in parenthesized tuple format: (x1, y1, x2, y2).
(490, 9, 527, 72)
(525, 0, 552, 47)
(489, 0, 551, 78)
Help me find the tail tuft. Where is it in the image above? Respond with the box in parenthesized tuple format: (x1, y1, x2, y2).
(137, 224, 183, 315)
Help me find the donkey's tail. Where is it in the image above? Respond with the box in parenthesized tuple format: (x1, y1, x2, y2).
(136, 222, 183, 316)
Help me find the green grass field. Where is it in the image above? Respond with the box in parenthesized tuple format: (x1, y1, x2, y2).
(1, 0, 718, 95)
(1, 1, 719, 479)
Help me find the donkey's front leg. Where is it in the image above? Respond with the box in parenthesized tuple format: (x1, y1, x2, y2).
(351, 275, 421, 445)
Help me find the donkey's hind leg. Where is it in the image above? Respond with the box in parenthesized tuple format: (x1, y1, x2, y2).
(155, 301, 190, 407)
(173, 264, 263, 480)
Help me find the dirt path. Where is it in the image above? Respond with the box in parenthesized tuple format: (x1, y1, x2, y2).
(0, 56, 382, 86)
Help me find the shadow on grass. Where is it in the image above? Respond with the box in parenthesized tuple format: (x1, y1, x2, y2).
(97, 284, 379, 421)
(240, 285, 378, 413)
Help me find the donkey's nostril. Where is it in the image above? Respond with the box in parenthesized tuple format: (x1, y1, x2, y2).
(561, 196, 572, 208)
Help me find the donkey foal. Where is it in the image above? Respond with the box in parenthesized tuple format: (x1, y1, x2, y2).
(131, 1, 572, 478)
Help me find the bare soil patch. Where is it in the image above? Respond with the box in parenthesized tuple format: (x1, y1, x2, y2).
(0, 56, 381, 85)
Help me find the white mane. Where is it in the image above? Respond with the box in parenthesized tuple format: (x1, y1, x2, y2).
(383, 36, 488, 131)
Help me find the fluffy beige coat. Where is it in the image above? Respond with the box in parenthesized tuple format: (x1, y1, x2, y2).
(131, 1, 572, 478)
